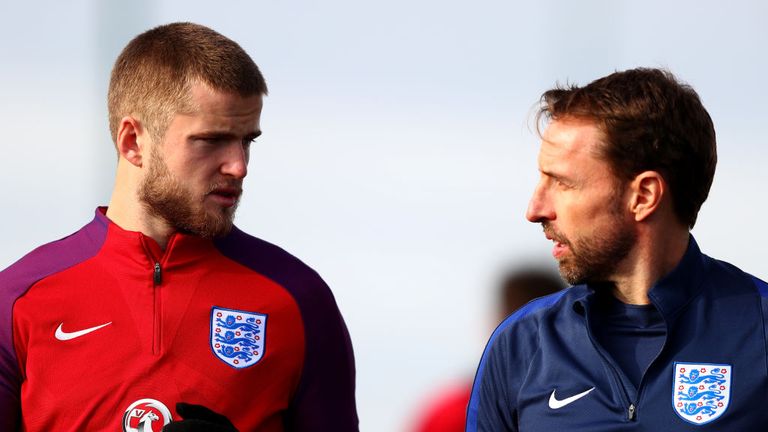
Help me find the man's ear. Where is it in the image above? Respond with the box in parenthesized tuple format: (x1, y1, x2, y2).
(629, 171, 665, 222)
(115, 116, 147, 167)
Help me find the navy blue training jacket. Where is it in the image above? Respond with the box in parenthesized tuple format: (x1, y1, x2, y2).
(467, 237, 768, 431)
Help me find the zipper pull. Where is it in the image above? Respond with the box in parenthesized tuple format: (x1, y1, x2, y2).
(153, 262, 162, 285)
(628, 403, 636, 421)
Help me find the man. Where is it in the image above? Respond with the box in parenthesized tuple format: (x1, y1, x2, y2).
(0, 23, 358, 431)
(466, 68, 768, 431)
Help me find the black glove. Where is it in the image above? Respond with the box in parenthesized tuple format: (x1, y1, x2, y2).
(162, 402, 238, 432)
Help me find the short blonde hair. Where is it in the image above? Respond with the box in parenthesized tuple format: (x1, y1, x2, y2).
(108, 22, 268, 144)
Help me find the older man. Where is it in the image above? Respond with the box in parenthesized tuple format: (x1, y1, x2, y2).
(467, 68, 768, 431)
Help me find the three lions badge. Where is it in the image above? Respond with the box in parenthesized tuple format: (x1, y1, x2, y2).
(210, 306, 267, 368)
(673, 362, 731, 425)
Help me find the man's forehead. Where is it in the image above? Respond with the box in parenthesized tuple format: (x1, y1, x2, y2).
(539, 118, 605, 162)
(185, 81, 263, 116)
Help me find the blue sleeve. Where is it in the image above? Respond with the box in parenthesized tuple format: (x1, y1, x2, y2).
(752, 275, 768, 376)
(466, 317, 518, 432)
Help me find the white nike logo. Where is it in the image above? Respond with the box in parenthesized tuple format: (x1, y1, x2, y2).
(548, 387, 595, 409)
(55, 322, 112, 341)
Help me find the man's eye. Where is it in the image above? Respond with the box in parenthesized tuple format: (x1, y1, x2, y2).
(201, 137, 225, 145)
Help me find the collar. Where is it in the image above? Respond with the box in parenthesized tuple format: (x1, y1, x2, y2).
(573, 236, 711, 323)
(93, 207, 215, 270)
(646, 235, 709, 321)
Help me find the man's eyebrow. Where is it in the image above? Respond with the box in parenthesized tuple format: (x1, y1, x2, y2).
(541, 169, 574, 184)
(189, 130, 262, 140)
(541, 169, 563, 179)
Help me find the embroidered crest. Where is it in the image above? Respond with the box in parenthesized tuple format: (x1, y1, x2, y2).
(673, 362, 731, 425)
(210, 306, 267, 369)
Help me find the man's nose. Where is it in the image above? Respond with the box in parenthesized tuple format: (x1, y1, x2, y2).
(526, 183, 554, 223)
(221, 142, 249, 179)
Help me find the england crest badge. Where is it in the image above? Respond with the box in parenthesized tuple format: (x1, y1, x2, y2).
(673, 362, 732, 425)
(210, 306, 267, 369)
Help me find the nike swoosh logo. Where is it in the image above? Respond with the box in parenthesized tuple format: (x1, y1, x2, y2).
(548, 387, 595, 409)
(55, 322, 112, 341)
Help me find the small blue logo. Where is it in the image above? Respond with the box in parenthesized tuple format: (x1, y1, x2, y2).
(672, 362, 731, 425)
(210, 306, 267, 369)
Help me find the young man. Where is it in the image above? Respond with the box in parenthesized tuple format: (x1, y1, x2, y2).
(0, 23, 358, 431)
(467, 68, 768, 431)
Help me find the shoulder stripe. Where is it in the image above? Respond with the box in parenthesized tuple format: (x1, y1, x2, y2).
(466, 289, 568, 431)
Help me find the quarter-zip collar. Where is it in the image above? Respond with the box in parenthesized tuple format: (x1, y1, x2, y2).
(92, 207, 217, 356)
(569, 235, 711, 417)
(572, 235, 709, 324)
(93, 207, 213, 271)
(646, 236, 710, 324)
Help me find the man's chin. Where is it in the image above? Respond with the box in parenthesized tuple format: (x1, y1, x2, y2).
(557, 261, 585, 286)
(213, 220, 235, 238)
(203, 215, 236, 239)
(181, 223, 233, 239)
(173, 210, 236, 239)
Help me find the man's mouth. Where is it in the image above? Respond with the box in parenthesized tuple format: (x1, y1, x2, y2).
(551, 241, 569, 259)
(208, 186, 243, 208)
(543, 224, 569, 259)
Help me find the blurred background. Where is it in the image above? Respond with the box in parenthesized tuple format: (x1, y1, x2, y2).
(1, 1, 767, 430)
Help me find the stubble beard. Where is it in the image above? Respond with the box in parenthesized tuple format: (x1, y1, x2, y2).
(544, 203, 636, 286)
(138, 146, 239, 239)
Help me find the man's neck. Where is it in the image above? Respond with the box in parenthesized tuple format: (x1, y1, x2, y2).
(106, 193, 175, 250)
(609, 230, 690, 305)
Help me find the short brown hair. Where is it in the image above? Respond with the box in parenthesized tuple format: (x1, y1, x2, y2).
(538, 68, 717, 228)
(108, 22, 268, 143)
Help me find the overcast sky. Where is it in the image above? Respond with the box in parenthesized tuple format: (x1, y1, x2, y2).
(2, 1, 767, 430)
